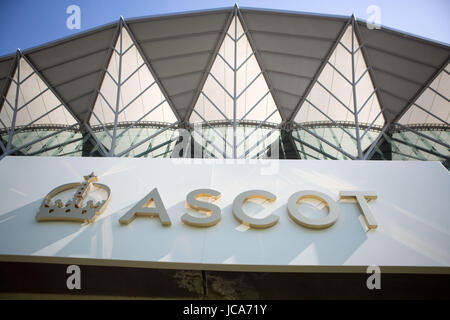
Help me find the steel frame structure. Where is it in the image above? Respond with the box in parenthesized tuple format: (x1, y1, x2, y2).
(84, 18, 180, 158)
(188, 6, 283, 159)
(290, 16, 389, 160)
(0, 6, 448, 165)
(0, 50, 82, 160)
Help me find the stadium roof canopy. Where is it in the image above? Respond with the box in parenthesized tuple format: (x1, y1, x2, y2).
(0, 6, 448, 162)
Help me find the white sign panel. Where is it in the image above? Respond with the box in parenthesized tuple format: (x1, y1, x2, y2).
(0, 156, 449, 272)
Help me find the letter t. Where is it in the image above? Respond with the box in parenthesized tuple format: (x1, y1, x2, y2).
(340, 191, 378, 229)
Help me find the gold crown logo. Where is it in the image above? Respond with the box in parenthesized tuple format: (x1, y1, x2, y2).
(36, 172, 111, 223)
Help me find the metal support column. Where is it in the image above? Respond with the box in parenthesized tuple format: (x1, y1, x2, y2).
(351, 17, 363, 159)
(232, 7, 238, 159)
(109, 20, 123, 156)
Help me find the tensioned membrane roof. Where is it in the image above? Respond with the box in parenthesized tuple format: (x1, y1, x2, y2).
(0, 6, 448, 127)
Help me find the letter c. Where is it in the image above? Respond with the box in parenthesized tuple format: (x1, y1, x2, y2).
(232, 190, 278, 229)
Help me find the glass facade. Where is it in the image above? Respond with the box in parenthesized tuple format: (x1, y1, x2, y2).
(0, 8, 448, 168)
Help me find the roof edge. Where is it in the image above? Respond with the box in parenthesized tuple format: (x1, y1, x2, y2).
(239, 6, 350, 21)
(126, 6, 234, 24)
(0, 21, 118, 61)
(355, 18, 450, 49)
(0, 6, 447, 62)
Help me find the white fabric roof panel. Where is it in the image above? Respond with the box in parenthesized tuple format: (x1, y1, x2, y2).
(128, 10, 232, 120)
(399, 63, 450, 126)
(294, 25, 384, 128)
(241, 9, 348, 119)
(356, 21, 449, 123)
(0, 56, 16, 111)
(20, 25, 119, 124)
(189, 16, 282, 125)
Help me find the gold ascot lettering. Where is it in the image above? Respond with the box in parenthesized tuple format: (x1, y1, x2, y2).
(121, 188, 377, 230)
(36, 174, 378, 231)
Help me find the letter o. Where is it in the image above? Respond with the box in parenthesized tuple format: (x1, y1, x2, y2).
(287, 190, 338, 229)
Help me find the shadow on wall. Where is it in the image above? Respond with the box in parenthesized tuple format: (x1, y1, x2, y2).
(0, 199, 87, 256)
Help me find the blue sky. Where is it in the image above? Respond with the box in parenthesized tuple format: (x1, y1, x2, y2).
(0, 0, 448, 57)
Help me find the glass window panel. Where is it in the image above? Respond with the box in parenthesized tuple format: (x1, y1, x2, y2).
(192, 125, 279, 159)
(391, 129, 449, 163)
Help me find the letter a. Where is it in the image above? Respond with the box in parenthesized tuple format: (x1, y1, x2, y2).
(66, 5, 81, 30)
(119, 188, 171, 226)
(366, 266, 381, 290)
(66, 265, 81, 290)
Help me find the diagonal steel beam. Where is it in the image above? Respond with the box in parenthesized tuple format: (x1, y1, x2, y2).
(184, 8, 235, 122)
(289, 17, 352, 122)
(0, 136, 6, 153)
(428, 86, 450, 103)
(327, 61, 352, 85)
(191, 126, 226, 158)
(412, 102, 450, 126)
(192, 109, 233, 149)
(305, 98, 356, 140)
(240, 125, 280, 158)
(357, 89, 377, 115)
(22, 52, 83, 129)
(116, 123, 178, 157)
(389, 135, 449, 160)
(383, 53, 449, 124)
(238, 91, 270, 124)
(394, 122, 450, 150)
(236, 51, 255, 71)
(14, 104, 63, 135)
(85, 124, 109, 156)
(217, 52, 235, 71)
(237, 6, 285, 122)
(6, 51, 21, 153)
(236, 72, 262, 99)
(236, 109, 278, 149)
(294, 123, 357, 159)
(122, 18, 182, 123)
(5, 122, 79, 157)
(117, 81, 156, 114)
(28, 136, 83, 157)
(201, 91, 233, 124)
(0, 56, 18, 121)
(85, 21, 121, 126)
(360, 109, 384, 141)
(363, 122, 390, 160)
(115, 100, 166, 140)
(16, 88, 50, 112)
(315, 80, 355, 114)
(292, 134, 338, 160)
